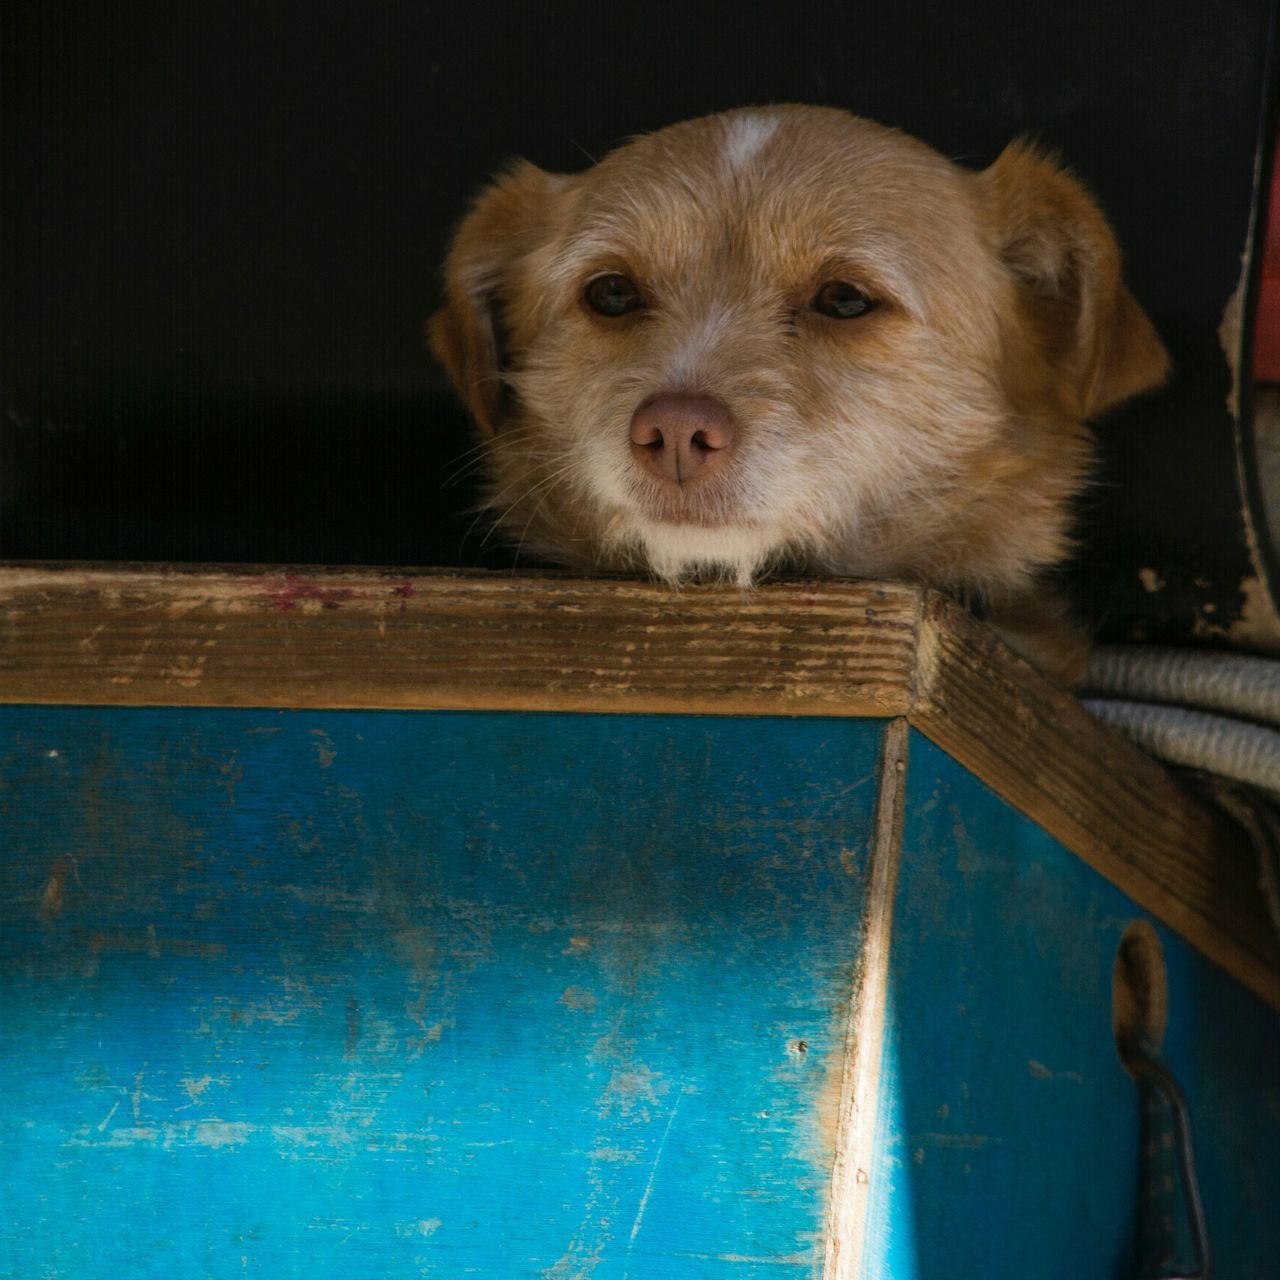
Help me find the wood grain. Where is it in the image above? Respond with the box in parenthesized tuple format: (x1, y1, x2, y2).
(2, 561, 1277, 1008)
(911, 592, 1280, 1010)
(825, 717, 909, 1280)
(0, 563, 917, 716)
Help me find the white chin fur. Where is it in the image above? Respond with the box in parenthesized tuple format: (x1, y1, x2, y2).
(616, 519, 787, 588)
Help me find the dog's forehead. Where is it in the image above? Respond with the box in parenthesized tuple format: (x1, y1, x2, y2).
(620, 106, 939, 176)
(562, 108, 979, 287)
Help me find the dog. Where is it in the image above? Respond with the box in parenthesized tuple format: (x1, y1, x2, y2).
(430, 105, 1169, 683)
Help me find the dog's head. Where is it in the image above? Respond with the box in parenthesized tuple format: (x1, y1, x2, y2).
(431, 106, 1167, 596)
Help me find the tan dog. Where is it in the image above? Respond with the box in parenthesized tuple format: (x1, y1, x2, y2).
(430, 105, 1168, 683)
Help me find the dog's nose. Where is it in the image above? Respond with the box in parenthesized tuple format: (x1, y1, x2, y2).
(629, 394, 735, 485)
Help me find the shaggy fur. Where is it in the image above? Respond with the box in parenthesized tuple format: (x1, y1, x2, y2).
(430, 105, 1169, 683)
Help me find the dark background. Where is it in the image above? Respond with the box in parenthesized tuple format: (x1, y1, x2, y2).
(3, 1, 1277, 643)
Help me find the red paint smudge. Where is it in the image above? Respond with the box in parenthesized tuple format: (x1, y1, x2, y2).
(265, 576, 358, 612)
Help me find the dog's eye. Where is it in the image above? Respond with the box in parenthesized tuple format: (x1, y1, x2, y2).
(812, 281, 876, 319)
(584, 274, 644, 317)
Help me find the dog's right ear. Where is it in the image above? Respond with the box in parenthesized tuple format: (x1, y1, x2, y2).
(429, 162, 566, 435)
(978, 142, 1169, 419)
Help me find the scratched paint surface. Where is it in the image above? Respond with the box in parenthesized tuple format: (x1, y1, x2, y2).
(865, 731, 1280, 1278)
(0, 708, 881, 1279)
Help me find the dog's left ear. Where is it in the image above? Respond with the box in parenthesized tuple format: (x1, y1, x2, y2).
(979, 141, 1170, 417)
(429, 161, 567, 435)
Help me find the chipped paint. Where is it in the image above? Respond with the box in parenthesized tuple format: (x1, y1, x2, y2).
(39, 856, 74, 920)
(309, 728, 337, 768)
(1189, 571, 1280, 650)
(1220, 262, 1247, 420)
(3, 708, 876, 1275)
(179, 1074, 229, 1107)
(393, 1219, 442, 1238)
(9, 707, 1280, 1274)
(264, 575, 360, 612)
(1025, 1060, 1085, 1084)
(194, 1120, 255, 1149)
(559, 985, 597, 1012)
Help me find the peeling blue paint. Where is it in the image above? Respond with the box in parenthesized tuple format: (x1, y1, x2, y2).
(0, 709, 881, 1278)
(2, 711, 1277, 1277)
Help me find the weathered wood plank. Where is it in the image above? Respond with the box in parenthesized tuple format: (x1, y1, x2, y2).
(911, 592, 1280, 1011)
(824, 718, 909, 1280)
(0, 564, 917, 716)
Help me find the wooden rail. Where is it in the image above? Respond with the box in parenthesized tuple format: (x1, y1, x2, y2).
(2, 561, 1277, 1009)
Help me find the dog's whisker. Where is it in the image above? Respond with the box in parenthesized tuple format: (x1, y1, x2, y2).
(480, 460, 581, 552)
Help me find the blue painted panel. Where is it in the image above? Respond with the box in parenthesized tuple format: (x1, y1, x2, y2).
(870, 730, 1280, 1279)
(0, 709, 882, 1279)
